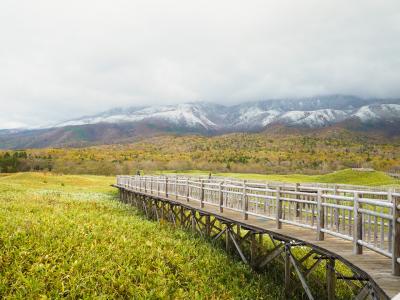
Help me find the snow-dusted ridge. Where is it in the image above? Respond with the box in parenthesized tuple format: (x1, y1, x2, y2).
(53, 103, 221, 130)
(38, 96, 400, 132)
(278, 109, 349, 127)
(353, 104, 400, 122)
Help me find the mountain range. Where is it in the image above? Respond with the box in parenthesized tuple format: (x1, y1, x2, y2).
(1, 95, 400, 149)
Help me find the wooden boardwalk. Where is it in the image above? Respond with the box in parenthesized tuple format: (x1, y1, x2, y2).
(115, 175, 400, 299)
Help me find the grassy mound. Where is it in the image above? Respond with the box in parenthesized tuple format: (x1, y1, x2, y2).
(0, 173, 278, 299)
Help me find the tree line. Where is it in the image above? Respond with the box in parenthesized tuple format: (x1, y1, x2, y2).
(0, 132, 399, 175)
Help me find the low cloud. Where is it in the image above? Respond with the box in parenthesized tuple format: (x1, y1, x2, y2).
(0, 0, 399, 127)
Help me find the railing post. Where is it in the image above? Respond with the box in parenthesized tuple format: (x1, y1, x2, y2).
(276, 186, 282, 229)
(150, 177, 153, 194)
(353, 192, 363, 254)
(334, 184, 340, 229)
(165, 177, 168, 198)
(200, 179, 205, 208)
(144, 177, 147, 193)
(243, 180, 248, 220)
(185, 178, 189, 202)
(175, 176, 178, 199)
(391, 190, 400, 275)
(157, 177, 160, 196)
(219, 181, 224, 213)
(316, 189, 325, 241)
(295, 183, 300, 217)
(264, 183, 269, 214)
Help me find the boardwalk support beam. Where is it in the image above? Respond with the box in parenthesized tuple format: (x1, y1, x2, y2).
(326, 258, 336, 300)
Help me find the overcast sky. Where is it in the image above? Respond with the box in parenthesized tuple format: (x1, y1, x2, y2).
(0, 0, 399, 128)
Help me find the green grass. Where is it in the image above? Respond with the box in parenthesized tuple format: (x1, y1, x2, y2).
(157, 169, 400, 187)
(0, 173, 279, 299)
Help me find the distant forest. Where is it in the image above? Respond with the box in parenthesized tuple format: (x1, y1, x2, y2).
(1, 132, 399, 176)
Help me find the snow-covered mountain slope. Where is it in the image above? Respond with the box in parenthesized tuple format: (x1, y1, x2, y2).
(50, 96, 400, 131)
(352, 104, 400, 122)
(228, 106, 282, 129)
(277, 109, 349, 127)
(49, 95, 400, 131)
(54, 103, 224, 131)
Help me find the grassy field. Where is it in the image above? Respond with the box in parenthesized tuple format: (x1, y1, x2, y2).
(0, 173, 279, 299)
(157, 168, 400, 187)
(0, 171, 388, 299)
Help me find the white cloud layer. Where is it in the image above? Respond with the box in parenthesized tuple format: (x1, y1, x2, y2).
(0, 0, 399, 128)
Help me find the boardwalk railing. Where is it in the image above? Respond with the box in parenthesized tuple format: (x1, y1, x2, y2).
(116, 175, 400, 276)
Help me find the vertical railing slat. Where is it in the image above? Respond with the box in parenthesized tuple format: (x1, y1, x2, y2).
(200, 179, 204, 208)
(219, 181, 223, 213)
(243, 181, 248, 220)
(165, 177, 168, 198)
(391, 190, 400, 275)
(316, 189, 324, 241)
(276, 187, 282, 229)
(353, 193, 363, 254)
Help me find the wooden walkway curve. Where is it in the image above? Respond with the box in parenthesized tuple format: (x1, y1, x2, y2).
(115, 175, 400, 299)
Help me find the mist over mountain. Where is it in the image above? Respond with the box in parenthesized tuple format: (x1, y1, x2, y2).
(1, 95, 400, 149)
